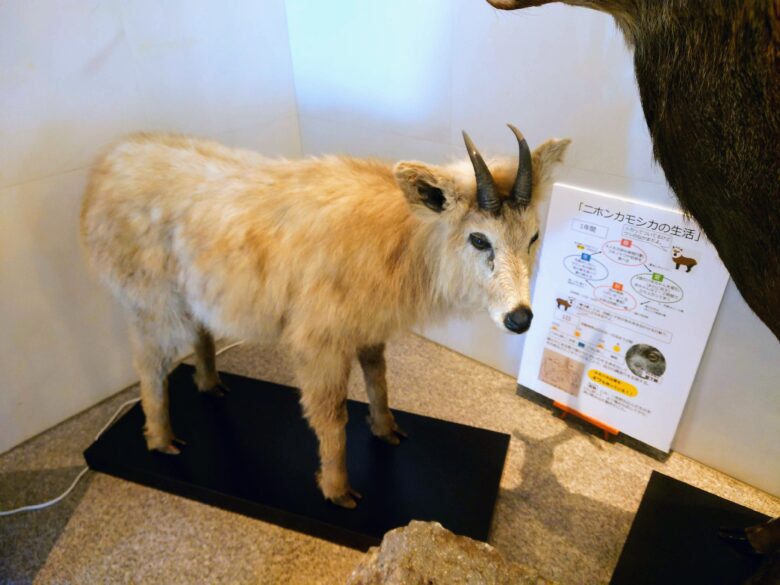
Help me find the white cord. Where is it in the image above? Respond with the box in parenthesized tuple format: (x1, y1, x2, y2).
(91, 397, 143, 441)
(0, 340, 244, 517)
(0, 467, 91, 517)
(214, 340, 245, 358)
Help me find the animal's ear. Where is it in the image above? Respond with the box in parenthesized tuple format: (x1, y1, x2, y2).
(393, 161, 455, 214)
(532, 138, 571, 186)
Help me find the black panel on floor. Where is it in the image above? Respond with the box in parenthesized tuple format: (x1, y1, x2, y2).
(84, 365, 509, 551)
(611, 471, 770, 584)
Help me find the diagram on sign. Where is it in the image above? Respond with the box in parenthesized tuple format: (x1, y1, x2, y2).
(541, 222, 699, 394)
(518, 185, 729, 451)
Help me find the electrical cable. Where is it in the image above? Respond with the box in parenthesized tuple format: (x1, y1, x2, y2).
(0, 340, 244, 517)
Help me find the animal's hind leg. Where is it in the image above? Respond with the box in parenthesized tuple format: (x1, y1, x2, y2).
(129, 322, 183, 455)
(358, 344, 407, 445)
(193, 325, 229, 397)
(296, 349, 360, 509)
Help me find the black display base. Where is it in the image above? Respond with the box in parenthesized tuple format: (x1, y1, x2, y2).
(84, 365, 510, 551)
(611, 471, 770, 584)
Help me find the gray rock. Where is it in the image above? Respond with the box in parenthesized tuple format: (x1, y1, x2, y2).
(347, 521, 554, 585)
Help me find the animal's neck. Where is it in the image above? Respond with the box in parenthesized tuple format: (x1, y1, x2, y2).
(398, 218, 474, 325)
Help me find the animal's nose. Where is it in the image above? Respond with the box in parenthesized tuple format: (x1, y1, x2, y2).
(503, 305, 533, 334)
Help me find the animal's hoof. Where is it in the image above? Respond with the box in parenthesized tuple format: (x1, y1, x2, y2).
(393, 424, 408, 439)
(147, 433, 186, 455)
(329, 488, 362, 510)
(378, 432, 401, 446)
(202, 381, 231, 397)
(155, 443, 182, 455)
(719, 527, 760, 555)
(377, 428, 409, 445)
(369, 415, 408, 445)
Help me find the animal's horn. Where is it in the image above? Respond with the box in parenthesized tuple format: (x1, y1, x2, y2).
(507, 124, 532, 209)
(487, 1, 560, 10)
(462, 130, 501, 214)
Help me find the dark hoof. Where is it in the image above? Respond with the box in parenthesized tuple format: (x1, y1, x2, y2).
(393, 424, 409, 439)
(719, 527, 760, 555)
(329, 488, 362, 510)
(148, 434, 186, 455)
(378, 433, 401, 446)
(368, 416, 408, 445)
(202, 382, 231, 397)
(380, 425, 408, 445)
(155, 443, 182, 455)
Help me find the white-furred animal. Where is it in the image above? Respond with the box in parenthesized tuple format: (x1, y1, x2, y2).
(80, 127, 570, 508)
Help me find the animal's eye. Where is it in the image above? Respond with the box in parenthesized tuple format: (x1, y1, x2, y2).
(469, 233, 491, 251)
(528, 231, 539, 252)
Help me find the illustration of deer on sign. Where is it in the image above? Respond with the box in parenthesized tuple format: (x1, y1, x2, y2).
(671, 247, 697, 273)
(556, 297, 574, 311)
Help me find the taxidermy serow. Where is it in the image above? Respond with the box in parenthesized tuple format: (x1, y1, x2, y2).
(80, 126, 570, 508)
(488, 0, 780, 342)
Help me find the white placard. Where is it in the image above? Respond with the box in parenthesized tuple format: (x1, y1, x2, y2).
(518, 184, 730, 451)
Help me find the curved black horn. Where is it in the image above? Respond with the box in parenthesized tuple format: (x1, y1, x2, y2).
(507, 124, 532, 208)
(462, 130, 501, 214)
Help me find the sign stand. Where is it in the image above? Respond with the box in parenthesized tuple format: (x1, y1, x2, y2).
(553, 401, 619, 441)
(553, 400, 620, 441)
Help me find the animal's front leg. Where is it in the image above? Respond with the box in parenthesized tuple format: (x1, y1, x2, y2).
(297, 350, 361, 508)
(358, 344, 407, 445)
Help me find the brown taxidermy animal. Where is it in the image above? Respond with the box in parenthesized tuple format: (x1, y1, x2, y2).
(80, 127, 570, 508)
(488, 0, 780, 566)
(488, 0, 780, 342)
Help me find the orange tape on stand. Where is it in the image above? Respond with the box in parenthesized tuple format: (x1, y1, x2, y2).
(553, 401, 619, 440)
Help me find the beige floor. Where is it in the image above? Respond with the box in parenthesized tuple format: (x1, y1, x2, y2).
(1, 333, 778, 584)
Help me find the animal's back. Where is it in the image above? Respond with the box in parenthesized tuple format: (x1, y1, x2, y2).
(80, 133, 417, 347)
(80, 134, 265, 316)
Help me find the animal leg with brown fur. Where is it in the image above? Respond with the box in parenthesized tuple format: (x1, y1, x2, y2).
(192, 326, 230, 397)
(129, 324, 183, 455)
(358, 344, 407, 445)
(296, 349, 361, 508)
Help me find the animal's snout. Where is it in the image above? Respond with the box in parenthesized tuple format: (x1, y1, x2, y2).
(503, 305, 533, 334)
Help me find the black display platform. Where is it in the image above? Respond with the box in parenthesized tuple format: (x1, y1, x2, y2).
(611, 471, 770, 584)
(84, 364, 510, 550)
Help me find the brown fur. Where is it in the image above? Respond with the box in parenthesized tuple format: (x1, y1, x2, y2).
(80, 132, 569, 506)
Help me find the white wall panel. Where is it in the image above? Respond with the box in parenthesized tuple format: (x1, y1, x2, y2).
(0, 0, 148, 189)
(118, 0, 298, 136)
(0, 171, 134, 450)
(286, 0, 454, 147)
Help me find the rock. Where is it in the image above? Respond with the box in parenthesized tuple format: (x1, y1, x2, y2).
(347, 521, 554, 585)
